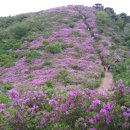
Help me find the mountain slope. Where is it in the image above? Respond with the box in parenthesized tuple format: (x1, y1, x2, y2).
(0, 5, 104, 93)
(0, 5, 130, 130)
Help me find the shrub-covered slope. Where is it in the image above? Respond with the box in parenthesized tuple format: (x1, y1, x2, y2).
(0, 6, 104, 93)
(0, 5, 130, 130)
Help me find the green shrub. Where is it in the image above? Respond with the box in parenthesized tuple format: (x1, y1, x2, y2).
(111, 45, 117, 50)
(90, 55, 97, 61)
(44, 43, 62, 54)
(56, 68, 68, 80)
(68, 23, 74, 28)
(36, 40, 50, 50)
(70, 15, 82, 22)
(24, 51, 41, 63)
(124, 23, 130, 36)
(84, 79, 101, 89)
(124, 35, 130, 41)
(101, 70, 105, 78)
(0, 54, 16, 67)
(96, 11, 112, 25)
(61, 43, 73, 49)
(0, 41, 21, 50)
(22, 35, 37, 42)
(53, 123, 71, 130)
(44, 42, 72, 54)
(42, 40, 49, 46)
(112, 63, 127, 74)
(42, 31, 51, 38)
(30, 65, 43, 70)
(71, 65, 81, 70)
(44, 88, 54, 97)
(70, 31, 81, 37)
(113, 25, 120, 31)
(45, 80, 55, 88)
(0, 94, 11, 105)
(123, 40, 130, 48)
(113, 58, 130, 87)
(10, 23, 30, 39)
(112, 36, 120, 43)
(56, 68, 72, 85)
(43, 60, 52, 66)
(98, 28, 104, 33)
(0, 83, 13, 93)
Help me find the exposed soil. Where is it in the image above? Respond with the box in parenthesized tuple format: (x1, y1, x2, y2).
(98, 71, 113, 92)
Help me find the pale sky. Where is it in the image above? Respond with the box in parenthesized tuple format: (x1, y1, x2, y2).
(0, 0, 130, 17)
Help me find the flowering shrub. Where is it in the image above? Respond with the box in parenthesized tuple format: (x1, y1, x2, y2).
(0, 81, 130, 130)
(0, 5, 130, 130)
(0, 5, 103, 91)
(100, 50, 110, 58)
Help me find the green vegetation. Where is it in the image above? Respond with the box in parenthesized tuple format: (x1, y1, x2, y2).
(84, 79, 101, 89)
(56, 68, 72, 85)
(24, 51, 41, 63)
(0, 94, 11, 105)
(9, 23, 30, 39)
(43, 60, 52, 66)
(0, 53, 18, 67)
(44, 42, 73, 54)
(112, 58, 130, 87)
(96, 11, 112, 25)
(44, 80, 55, 88)
(112, 36, 120, 43)
(96, 5, 130, 89)
(0, 40, 21, 67)
(42, 40, 49, 46)
(0, 83, 13, 93)
(0, 4, 130, 130)
(70, 31, 81, 37)
(124, 23, 130, 36)
(44, 87, 54, 97)
(0, 12, 71, 67)
(44, 43, 62, 54)
(123, 40, 130, 48)
(71, 65, 81, 70)
(111, 45, 117, 50)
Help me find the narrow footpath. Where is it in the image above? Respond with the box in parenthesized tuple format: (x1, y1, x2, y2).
(75, 6, 113, 92)
(97, 71, 113, 92)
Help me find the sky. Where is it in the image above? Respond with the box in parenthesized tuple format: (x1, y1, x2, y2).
(0, 0, 130, 17)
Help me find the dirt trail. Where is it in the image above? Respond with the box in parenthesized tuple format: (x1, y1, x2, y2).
(97, 71, 113, 92)
(74, 9, 113, 93)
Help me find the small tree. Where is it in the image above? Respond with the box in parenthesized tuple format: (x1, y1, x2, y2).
(96, 11, 112, 25)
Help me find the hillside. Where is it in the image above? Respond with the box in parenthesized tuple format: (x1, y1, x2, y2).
(0, 6, 104, 93)
(0, 5, 130, 130)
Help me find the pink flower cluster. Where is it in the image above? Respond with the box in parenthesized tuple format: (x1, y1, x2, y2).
(31, 68, 57, 84)
(0, 88, 114, 129)
(0, 5, 102, 91)
(100, 50, 110, 57)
